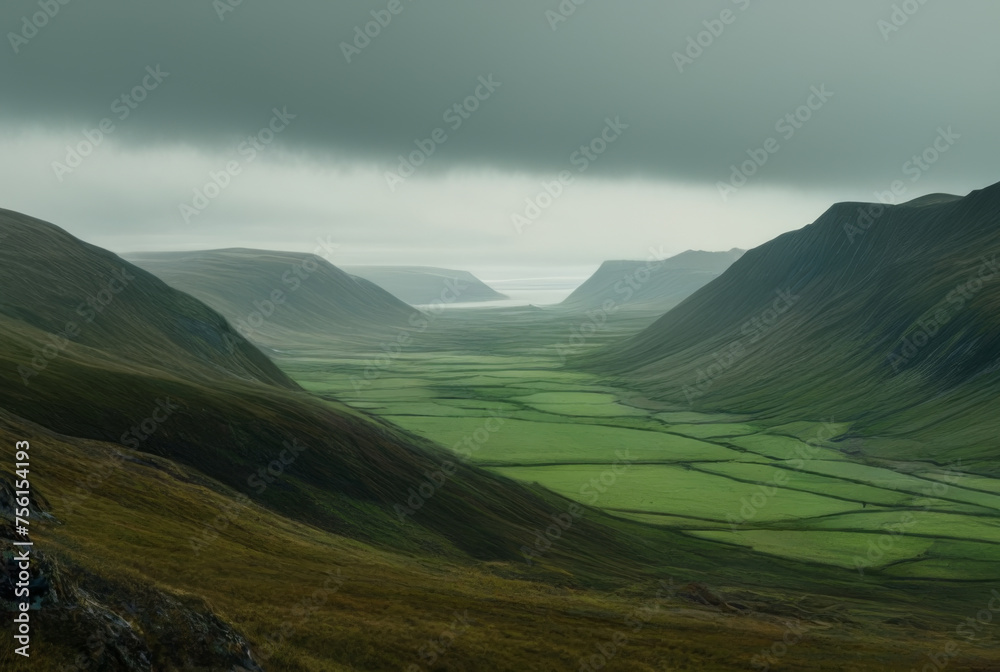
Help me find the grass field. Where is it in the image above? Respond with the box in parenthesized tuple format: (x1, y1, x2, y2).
(278, 309, 1000, 584)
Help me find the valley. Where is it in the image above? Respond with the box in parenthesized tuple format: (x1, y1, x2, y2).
(5, 5, 999, 669)
(280, 308, 1000, 582)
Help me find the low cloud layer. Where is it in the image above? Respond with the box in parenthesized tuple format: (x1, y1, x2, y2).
(2, 1, 997, 271)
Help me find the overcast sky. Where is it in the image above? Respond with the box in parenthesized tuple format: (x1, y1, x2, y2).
(2, 1, 997, 278)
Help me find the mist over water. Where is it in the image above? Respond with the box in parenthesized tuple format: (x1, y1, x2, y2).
(415, 276, 586, 309)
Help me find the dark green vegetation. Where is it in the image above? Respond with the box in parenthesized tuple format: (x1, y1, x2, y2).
(3, 198, 1000, 671)
(127, 249, 415, 347)
(585, 186, 1000, 473)
(342, 265, 508, 305)
(559, 249, 744, 313)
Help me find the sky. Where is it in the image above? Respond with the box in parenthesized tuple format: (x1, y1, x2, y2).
(1, 0, 997, 279)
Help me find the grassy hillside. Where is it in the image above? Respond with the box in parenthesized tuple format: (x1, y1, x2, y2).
(127, 249, 415, 348)
(0, 209, 293, 389)
(342, 266, 508, 305)
(6, 207, 1000, 670)
(560, 249, 744, 313)
(2, 208, 900, 587)
(12, 410, 997, 671)
(0, 210, 630, 563)
(583, 185, 1000, 469)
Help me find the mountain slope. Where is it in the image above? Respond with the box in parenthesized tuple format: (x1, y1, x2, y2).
(0, 210, 582, 559)
(343, 265, 508, 305)
(1, 209, 293, 389)
(127, 249, 415, 347)
(5, 208, 1000, 670)
(585, 185, 1000, 467)
(560, 249, 744, 313)
(0, 208, 743, 572)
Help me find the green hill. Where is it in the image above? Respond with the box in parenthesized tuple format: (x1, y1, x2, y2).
(584, 184, 1000, 468)
(1, 210, 293, 389)
(560, 249, 744, 313)
(0, 208, 777, 574)
(4, 207, 1000, 670)
(127, 249, 416, 348)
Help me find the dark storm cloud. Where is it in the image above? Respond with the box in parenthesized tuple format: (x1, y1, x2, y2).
(2, 0, 998, 191)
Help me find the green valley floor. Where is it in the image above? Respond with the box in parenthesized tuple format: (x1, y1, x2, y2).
(278, 307, 1000, 584)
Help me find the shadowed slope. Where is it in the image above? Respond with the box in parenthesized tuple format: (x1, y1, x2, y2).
(584, 184, 1000, 466)
(0, 208, 750, 573)
(9, 409, 997, 671)
(0, 209, 294, 389)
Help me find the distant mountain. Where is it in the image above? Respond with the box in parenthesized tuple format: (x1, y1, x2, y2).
(343, 265, 507, 305)
(560, 249, 744, 313)
(127, 249, 415, 346)
(585, 185, 1000, 467)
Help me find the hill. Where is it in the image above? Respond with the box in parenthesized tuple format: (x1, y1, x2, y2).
(0, 211, 629, 562)
(560, 249, 744, 313)
(0, 210, 293, 389)
(3, 207, 999, 669)
(584, 184, 1000, 468)
(2, 207, 807, 577)
(127, 249, 415, 347)
(343, 265, 508, 305)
